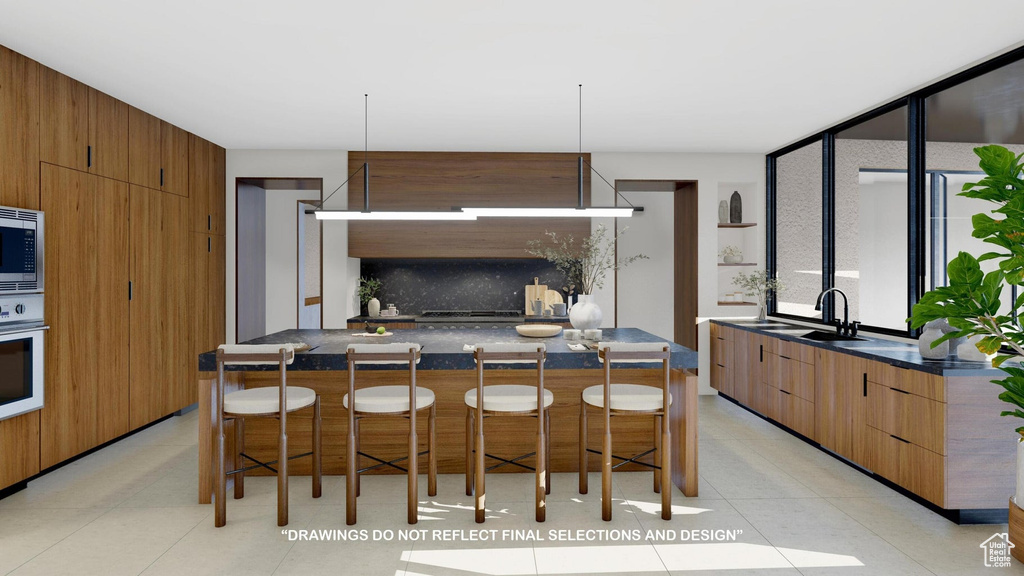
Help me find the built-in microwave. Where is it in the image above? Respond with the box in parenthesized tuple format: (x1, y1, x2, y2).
(0, 206, 43, 294)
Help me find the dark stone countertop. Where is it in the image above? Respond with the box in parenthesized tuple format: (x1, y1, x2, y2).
(199, 328, 697, 372)
(711, 319, 1009, 376)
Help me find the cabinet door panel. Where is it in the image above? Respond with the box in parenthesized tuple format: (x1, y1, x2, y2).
(0, 412, 39, 490)
(161, 122, 189, 197)
(88, 89, 128, 180)
(40, 165, 130, 467)
(189, 135, 211, 232)
(39, 66, 88, 172)
(129, 106, 162, 190)
(211, 144, 225, 234)
(732, 331, 750, 404)
(779, 356, 814, 402)
(130, 185, 189, 428)
(0, 46, 40, 209)
(191, 233, 225, 404)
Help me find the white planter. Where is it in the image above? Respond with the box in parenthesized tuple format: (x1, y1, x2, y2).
(569, 294, 602, 331)
(918, 319, 949, 359)
(367, 298, 381, 317)
(957, 335, 991, 362)
(1016, 437, 1024, 507)
(723, 254, 743, 264)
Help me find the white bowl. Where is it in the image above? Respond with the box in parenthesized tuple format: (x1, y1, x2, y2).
(515, 324, 563, 338)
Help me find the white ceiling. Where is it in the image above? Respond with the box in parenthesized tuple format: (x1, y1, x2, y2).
(2, 1, 1024, 153)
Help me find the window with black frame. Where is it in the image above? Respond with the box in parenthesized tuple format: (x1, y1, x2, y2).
(773, 141, 823, 319)
(834, 105, 909, 332)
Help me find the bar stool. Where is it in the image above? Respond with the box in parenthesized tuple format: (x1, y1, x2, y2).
(345, 343, 436, 525)
(214, 344, 322, 528)
(579, 341, 671, 521)
(465, 343, 550, 523)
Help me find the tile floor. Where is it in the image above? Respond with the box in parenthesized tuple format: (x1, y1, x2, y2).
(0, 396, 1020, 575)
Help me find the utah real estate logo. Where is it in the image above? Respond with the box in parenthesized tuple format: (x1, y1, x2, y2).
(980, 533, 1014, 568)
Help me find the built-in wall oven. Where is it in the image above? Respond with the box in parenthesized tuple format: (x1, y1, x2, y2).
(0, 293, 45, 420)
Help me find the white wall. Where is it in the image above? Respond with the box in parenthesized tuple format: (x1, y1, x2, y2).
(616, 190, 674, 341)
(264, 190, 321, 334)
(225, 150, 353, 342)
(589, 152, 766, 394)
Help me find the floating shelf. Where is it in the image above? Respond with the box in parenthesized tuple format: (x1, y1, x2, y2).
(718, 262, 757, 267)
(718, 301, 757, 306)
(718, 223, 757, 228)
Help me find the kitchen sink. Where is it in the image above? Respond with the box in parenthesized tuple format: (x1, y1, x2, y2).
(800, 330, 866, 342)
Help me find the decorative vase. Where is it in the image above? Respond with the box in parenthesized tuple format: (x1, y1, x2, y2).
(756, 298, 768, 322)
(569, 294, 602, 331)
(729, 191, 742, 223)
(957, 334, 990, 362)
(723, 254, 743, 264)
(367, 298, 381, 318)
(918, 318, 949, 359)
(718, 200, 729, 224)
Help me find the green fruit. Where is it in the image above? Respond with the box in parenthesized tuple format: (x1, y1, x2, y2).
(377, 326, 386, 334)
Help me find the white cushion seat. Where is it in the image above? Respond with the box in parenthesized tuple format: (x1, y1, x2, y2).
(464, 385, 554, 412)
(223, 386, 316, 415)
(582, 384, 670, 411)
(344, 386, 435, 413)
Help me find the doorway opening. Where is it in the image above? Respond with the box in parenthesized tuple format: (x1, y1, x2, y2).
(614, 180, 698, 350)
(235, 177, 323, 342)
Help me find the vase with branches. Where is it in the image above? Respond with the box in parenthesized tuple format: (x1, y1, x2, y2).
(358, 276, 383, 316)
(733, 270, 784, 321)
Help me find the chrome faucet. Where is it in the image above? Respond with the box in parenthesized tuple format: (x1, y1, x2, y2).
(814, 288, 859, 337)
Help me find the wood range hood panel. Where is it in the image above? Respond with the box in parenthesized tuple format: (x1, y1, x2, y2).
(347, 151, 592, 258)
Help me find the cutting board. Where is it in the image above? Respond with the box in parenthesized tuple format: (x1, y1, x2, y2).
(525, 277, 546, 315)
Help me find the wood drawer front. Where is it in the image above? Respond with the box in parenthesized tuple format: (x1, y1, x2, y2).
(778, 339, 815, 364)
(779, 356, 815, 402)
(766, 385, 779, 421)
(865, 426, 900, 482)
(711, 364, 733, 396)
(710, 322, 720, 342)
(717, 324, 734, 342)
(866, 383, 945, 455)
(761, 335, 778, 355)
(867, 361, 944, 402)
(776, 387, 814, 439)
(900, 441, 945, 507)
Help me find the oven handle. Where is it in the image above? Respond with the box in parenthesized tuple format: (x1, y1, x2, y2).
(0, 325, 49, 338)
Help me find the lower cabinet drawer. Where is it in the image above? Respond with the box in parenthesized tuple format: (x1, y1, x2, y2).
(779, 356, 815, 402)
(865, 425, 900, 482)
(900, 441, 945, 507)
(776, 387, 814, 439)
(712, 363, 733, 397)
(866, 382, 946, 455)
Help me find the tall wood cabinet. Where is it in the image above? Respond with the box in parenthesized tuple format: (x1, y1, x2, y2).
(39, 66, 129, 181)
(40, 164, 130, 468)
(0, 43, 226, 492)
(129, 185, 190, 429)
(129, 106, 189, 197)
(0, 45, 39, 210)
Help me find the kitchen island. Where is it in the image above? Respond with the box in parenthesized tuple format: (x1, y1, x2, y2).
(196, 328, 698, 504)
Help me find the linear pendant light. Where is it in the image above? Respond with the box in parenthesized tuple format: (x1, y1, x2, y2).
(312, 95, 477, 222)
(460, 85, 642, 218)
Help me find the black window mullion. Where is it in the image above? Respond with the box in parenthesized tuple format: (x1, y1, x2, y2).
(822, 133, 836, 324)
(908, 95, 926, 337)
(766, 155, 777, 314)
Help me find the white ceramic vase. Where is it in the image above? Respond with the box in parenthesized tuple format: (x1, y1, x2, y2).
(957, 334, 990, 362)
(918, 319, 950, 359)
(569, 294, 602, 331)
(367, 298, 381, 318)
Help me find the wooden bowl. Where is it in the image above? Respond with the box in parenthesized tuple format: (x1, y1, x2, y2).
(515, 324, 563, 338)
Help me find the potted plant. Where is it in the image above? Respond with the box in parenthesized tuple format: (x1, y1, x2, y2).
(358, 276, 383, 317)
(908, 144, 1024, 552)
(733, 270, 783, 321)
(719, 245, 743, 264)
(526, 224, 647, 330)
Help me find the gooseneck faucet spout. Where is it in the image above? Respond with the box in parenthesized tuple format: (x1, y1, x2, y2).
(815, 288, 858, 337)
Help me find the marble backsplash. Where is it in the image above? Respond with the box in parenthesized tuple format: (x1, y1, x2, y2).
(360, 259, 569, 314)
